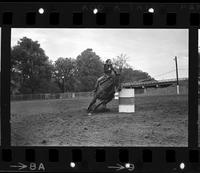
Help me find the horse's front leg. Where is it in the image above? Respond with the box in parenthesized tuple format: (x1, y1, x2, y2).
(92, 100, 105, 112)
(87, 95, 97, 113)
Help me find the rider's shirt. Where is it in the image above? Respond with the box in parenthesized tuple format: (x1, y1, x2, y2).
(94, 63, 118, 92)
(104, 64, 113, 75)
(104, 63, 118, 76)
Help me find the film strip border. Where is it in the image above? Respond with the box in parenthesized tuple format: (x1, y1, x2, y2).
(0, 148, 200, 172)
(0, 3, 200, 27)
(0, 2, 200, 173)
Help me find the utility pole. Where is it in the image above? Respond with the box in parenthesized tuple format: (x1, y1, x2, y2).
(174, 56, 179, 95)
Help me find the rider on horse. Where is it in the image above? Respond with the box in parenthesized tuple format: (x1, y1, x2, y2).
(94, 59, 117, 93)
(87, 59, 120, 113)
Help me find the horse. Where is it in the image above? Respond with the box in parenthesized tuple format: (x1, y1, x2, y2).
(87, 71, 120, 113)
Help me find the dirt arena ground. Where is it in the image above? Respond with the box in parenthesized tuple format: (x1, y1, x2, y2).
(11, 95, 188, 146)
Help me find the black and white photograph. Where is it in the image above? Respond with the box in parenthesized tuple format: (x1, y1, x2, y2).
(10, 29, 188, 146)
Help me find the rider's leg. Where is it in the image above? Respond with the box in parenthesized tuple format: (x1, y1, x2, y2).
(94, 74, 106, 91)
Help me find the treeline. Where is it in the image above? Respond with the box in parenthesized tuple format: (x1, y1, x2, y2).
(11, 37, 155, 95)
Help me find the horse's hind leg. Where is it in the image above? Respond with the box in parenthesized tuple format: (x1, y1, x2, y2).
(101, 95, 115, 111)
(102, 102, 107, 109)
(104, 95, 114, 105)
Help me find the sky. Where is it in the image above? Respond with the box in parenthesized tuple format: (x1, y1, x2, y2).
(10, 28, 188, 80)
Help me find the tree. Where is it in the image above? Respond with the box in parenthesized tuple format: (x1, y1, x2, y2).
(120, 68, 155, 83)
(54, 57, 76, 92)
(11, 37, 55, 94)
(112, 53, 155, 83)
(112, 53, 130, 70)
(76, 49, 104, 91)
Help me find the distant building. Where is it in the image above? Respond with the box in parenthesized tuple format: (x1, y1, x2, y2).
(122, 78, 188, 96)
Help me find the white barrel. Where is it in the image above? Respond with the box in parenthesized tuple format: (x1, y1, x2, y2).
(119, 88, 135, 113)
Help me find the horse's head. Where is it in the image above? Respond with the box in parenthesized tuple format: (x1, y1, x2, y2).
(113, 68, 121, 91)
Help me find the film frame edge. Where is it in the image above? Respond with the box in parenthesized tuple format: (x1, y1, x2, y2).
(0, 2, 200, 173)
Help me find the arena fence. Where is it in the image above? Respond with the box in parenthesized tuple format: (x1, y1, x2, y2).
(11, 85, 188, 101)
(11, 92, 93, 101)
